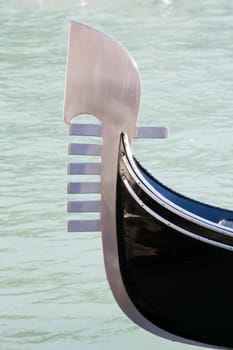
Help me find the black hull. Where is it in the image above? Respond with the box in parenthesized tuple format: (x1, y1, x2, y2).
(117, 133, 233, 348)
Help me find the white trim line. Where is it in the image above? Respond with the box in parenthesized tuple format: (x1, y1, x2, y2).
(121, 133, 233, 237)
(121, 175, 233, 251)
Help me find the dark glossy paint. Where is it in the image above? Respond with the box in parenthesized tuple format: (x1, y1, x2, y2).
(116, 135, 233, 348)
(137, 160, 233, 224)
(119, 134, 233, 247)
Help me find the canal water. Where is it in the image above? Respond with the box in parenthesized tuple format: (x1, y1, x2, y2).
(1, 0, 232, 349)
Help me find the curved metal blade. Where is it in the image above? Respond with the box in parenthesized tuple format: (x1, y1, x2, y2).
(64, 21, 140, 134)
(64, 21, 183, 347)
(64, 21, 209, 348)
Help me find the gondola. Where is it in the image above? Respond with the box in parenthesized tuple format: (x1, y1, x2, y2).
(64, 21, 233, 349)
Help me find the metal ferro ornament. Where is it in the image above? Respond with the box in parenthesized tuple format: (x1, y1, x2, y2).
(64, 21, 233, 349)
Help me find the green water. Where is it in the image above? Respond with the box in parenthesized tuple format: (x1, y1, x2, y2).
(1, 0, 232, 349)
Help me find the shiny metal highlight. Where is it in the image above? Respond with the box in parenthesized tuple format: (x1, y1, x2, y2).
(135, 126, 168, 138)
(69, 123, 102, 136)
(67, 163, 101, 175)
(68, 220, 100, 232)
(68, 200, 100, 213)
(67, 182, 100, 194)
(68, 143, 101, 156)
(64, 21, 204, 348)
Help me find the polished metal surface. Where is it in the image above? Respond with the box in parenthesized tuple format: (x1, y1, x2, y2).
(68, 219, 101, 232)
(69, 123, 168, 139)
(67, 162, 101, 175)
(69, 123, 102, 136)
(64, 21, 209, 348)
(64, 21, 140, 128)
(67, 200, 100, 213)
(67, 182, 100, 194)
(135, 126, 168, 138)
(68, 143, 101, 156)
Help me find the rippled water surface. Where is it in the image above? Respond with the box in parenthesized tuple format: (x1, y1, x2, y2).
(1, 0, 233, 349)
